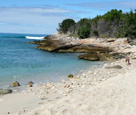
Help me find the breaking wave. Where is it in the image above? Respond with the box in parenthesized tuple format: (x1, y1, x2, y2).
(25, 36, 44, 40)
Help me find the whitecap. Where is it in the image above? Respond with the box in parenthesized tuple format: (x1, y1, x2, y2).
(26, 36, 44, 40)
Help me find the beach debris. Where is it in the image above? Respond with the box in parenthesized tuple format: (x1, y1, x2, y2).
(11, 81, 20, 87)
(64, 84, 70, 88)
(27, 81, 34, 87)
(105, 65, 123, 69)
(67, 74, 74, 78)
(0, 89, 12, 95)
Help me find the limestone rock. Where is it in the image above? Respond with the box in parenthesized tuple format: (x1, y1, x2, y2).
(78, 53, 99, 61)
(0, 89, 12, 95)
(27, 81, 34, 87)
(11, 81, 20, 87)
(105, 65, 123, 69)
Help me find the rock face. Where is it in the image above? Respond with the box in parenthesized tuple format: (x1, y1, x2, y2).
(27, 34, 127, 62)
(78, 52, 126, 61)
(78, 53, 99, 61)
(0, 89, 12, 95)
(11, 81, 20, 87)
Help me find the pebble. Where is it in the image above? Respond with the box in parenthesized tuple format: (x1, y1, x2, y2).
(61, 79, 66, 83)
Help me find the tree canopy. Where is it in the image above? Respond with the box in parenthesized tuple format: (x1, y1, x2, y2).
(58, 9, 136, 39)
(58, 19, 76, 33)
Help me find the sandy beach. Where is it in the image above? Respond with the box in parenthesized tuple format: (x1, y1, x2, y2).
(1, 36, 136, 115)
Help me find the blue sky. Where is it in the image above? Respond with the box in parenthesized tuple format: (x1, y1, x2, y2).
(0, 0, 136, 34)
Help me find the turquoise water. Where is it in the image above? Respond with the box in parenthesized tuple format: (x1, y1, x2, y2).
(0, 33, 103, 88)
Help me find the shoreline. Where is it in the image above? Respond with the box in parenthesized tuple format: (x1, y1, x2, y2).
(0, 57, 135, 115)
(1, 34, 136, 114)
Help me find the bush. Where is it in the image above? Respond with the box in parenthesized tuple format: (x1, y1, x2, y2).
(103, 9, 123, 21)
(58, 19, 76, 33)
(67, 74, 74, 78)
(93, 30, 99, 36)
(78, 27, 90, 38)
(114, 32, 121, 38)
(78, 18, 91, 28)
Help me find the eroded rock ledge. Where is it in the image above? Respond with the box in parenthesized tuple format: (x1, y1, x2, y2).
(27, 33, 130, 61)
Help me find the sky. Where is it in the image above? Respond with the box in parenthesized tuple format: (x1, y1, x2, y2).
(0, 0, 136, 34)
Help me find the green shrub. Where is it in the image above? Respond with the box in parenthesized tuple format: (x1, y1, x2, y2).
(67, 74, 74, 78)
(78, 18, 91, 28)
(103, 9, 123, 21)
(114, 32, 121, 38)
(78, 27, 90, 38)
(93, 30, 99, 36)
(58, 19, 76, 33)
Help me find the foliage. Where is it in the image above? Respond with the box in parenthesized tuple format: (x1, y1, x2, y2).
(124, 10, 136, 39)
(92, 15, 102, 23)
(58, 9, 136, 39)
(93, 30, 99, 36)
(103, 9, 123, 21)
(78, 18, 91, 28)
(58, 19, 76, 33)
(67, 74, 74, 78)
(78, 27, 90, 38)
(114, 32, 121, 38)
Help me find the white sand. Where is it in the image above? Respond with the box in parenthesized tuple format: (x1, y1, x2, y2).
(16, 59, 136, 115)
(0, 92, 40, 115)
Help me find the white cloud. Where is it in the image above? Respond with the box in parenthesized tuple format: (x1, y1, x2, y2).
(0, 7, 79, 34)
(70, 1, 136, 10)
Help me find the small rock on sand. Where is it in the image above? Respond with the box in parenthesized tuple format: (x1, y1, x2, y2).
(11, 81, 20, 87)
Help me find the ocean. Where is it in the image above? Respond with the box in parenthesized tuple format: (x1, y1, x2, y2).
(0, 33, 103, 88)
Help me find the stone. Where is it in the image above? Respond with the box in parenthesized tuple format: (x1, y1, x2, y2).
(27, 84, 33, 87)
(64, 85, 70, 88)
(27, 81, 34, 87)
(0, 89, 12, 95)
(105, 65, 123, 69)
(11, 81, 20, 87)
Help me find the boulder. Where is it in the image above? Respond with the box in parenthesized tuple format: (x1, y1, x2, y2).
(0, 89, 12, 95)
(11, 81, 20, 87)
(78, 53, 100, 61)
(105, 65, 123, 69)
(27, 81, 34, 87)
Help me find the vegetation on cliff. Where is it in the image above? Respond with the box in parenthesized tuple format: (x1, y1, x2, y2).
(58, 9, 136, 39)
(58, 19, 76, 33)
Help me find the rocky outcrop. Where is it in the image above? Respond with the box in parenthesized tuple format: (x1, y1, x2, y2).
(11, 81, 20, 87)
(78, 52, 126, 61)
(78, 53, 99, 61)
(0, 89, 12, 95)
(27, 34, 128, 61)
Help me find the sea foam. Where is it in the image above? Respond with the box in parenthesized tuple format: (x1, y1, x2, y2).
(26, 36, 44, 40)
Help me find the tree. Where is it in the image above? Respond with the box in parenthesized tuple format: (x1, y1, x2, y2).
(58, 19, 76, 33)
(78, 27, 90, 38)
